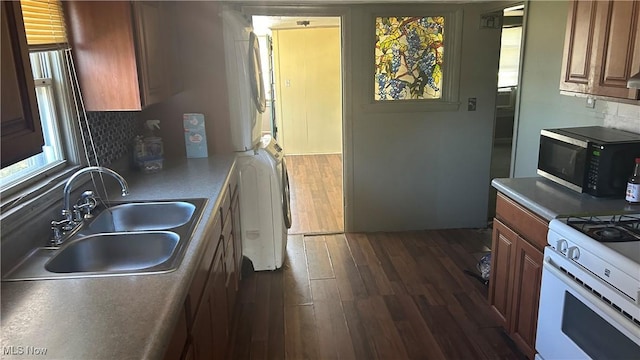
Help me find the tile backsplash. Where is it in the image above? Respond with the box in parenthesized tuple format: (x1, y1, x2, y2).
(83, 111, 140, 166)
(599, 101, 640, 134)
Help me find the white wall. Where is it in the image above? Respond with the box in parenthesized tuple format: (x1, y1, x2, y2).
(272, 27, 342, 155)
(513, 0, 640, 177)
(346, 3, 503, 231)
(141, 1, 232, 156)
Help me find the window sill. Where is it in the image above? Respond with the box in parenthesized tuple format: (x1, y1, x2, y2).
(1, 165, 81, 233)
(360, 100, 461, 113)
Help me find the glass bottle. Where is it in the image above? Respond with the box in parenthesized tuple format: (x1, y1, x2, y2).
(625, 158, 640, 204)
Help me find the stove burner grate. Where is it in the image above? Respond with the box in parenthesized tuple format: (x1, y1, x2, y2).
(565, 214, 640, 242)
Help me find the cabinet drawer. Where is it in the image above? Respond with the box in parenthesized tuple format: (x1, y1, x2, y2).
(495, 193, 548, 251)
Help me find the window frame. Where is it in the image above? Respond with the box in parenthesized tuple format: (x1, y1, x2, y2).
(1, 48, 83, 213)
(363, 7, 463, 113)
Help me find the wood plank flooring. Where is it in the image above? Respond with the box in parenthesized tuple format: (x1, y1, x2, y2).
(286, 154, 343, 234)
(228, 230, 524, 360)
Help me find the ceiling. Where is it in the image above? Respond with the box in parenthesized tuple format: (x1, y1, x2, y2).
(253, 16, 340, 35)
(250, 2, 524, 35)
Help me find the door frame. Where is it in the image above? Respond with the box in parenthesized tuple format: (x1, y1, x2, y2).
(239, 4, 352, 231)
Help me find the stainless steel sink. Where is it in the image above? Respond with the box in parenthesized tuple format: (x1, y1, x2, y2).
(2, 198, 207, 281)
(45, 232, 179, 273)
(86, 201, 196, 233)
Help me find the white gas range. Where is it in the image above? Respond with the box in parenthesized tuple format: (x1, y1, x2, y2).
(536, 213, 640, 359)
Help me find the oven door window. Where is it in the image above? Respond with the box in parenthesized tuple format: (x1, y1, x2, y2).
(562, 292, 640, 359)
(538, 136, 587, 187)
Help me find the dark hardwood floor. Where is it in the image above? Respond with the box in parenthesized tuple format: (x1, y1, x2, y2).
(228, 153, 520, 359)
(228, 230, 524, 360)
(286, 154, 343, 234)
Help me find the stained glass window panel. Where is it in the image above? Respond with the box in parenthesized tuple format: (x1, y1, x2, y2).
(375, 16, 445, 101)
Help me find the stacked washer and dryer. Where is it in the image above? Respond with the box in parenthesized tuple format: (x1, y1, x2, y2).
(222, 10, 292, 271)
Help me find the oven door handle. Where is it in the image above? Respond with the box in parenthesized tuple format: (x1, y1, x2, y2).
(543, 257, 640, 341)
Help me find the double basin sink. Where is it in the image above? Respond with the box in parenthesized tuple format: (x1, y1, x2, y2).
(3, 198, 206, 281)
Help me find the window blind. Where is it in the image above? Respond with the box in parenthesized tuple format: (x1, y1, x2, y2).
(20, 0, 67, 48)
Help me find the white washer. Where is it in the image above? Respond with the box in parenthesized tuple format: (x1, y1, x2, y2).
(237, 136, 291, 271)
(223, 10, 290, 271)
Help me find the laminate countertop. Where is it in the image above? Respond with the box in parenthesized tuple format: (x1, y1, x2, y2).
(1, 155, 236, 360)
(492, 177, 639, 221)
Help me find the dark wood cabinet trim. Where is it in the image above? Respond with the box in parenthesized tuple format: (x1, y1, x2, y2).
(1, 1, 45, 168)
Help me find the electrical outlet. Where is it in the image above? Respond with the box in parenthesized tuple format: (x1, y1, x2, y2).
(468, 98, 477, 111)
(586, 96, 596, 108)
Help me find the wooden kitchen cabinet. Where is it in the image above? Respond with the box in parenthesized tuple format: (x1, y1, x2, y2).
(223, 208, 237, 330)
(191, 240, 228, 360)
(191, 287, 215, 360)
(63, 1, 173, 111)
(164, 170, 242, 360)
(1, 1, 44, 168)
(163, 307, 188, 360)
(489, 192, 547, 360)
(231, 182, 243, 281)
(488, 219, 517, 329)
(560, 0, 640, 100)
(509, 233, 543, 358)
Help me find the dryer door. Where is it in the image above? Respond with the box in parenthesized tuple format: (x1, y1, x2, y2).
(281, 157, 292, 229)
(249, 32, 266, 114)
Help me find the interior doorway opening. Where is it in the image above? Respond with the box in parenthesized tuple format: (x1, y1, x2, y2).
(253, 15, 344, 235)
(488, 4, 525, 220)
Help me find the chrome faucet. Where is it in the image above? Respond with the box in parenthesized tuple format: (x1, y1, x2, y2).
(51, 166, 129, 245)
(62, 166, 129, 222)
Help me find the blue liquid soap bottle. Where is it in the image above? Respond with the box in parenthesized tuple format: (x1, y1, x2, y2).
(135, 120, 164, 173)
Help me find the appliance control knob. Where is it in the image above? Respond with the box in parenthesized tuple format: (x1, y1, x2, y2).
(556, 239, 569, 255)
(568, 246, 581, 260)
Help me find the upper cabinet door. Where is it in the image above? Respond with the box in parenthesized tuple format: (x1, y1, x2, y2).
(1, 1, 44, 168)
(560, 0, 598, 94)
(132, 1, 171, 107)
(560, 0, 640, 100)
(64, 1, 141, 111)
(592, 0, 640, 100)
(64, 1, 171, 111)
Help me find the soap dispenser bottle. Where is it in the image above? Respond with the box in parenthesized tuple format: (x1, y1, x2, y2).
(138, 120, 164, 173)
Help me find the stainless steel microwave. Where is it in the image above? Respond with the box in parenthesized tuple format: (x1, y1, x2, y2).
(537, 126, 640, 197)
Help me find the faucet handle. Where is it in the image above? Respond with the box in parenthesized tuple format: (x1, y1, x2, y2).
(72, 207, 84, 222)
(50, 220, 67, 245)
(75, 191, 97, 219)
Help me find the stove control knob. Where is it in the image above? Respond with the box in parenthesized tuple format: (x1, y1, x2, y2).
(568, 246, 581, 261)
(556, 239, 569, 255)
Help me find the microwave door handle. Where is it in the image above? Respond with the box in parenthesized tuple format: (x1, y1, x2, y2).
(543, 258, 640, 340)
(541, 130, 589, 148)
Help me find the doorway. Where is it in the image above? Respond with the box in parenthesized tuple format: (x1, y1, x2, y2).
(488, 4, 525, 220)
(253, 15, 344, 235)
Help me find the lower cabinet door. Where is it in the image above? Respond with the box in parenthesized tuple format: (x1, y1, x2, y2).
(191, 296, 214, 360)
(509, 237, 543, 360)
(162, 307, 188, 360)
(488, 219, 517, 329)
(231, 190, 243, 279)
(211, 243, 229, 359)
